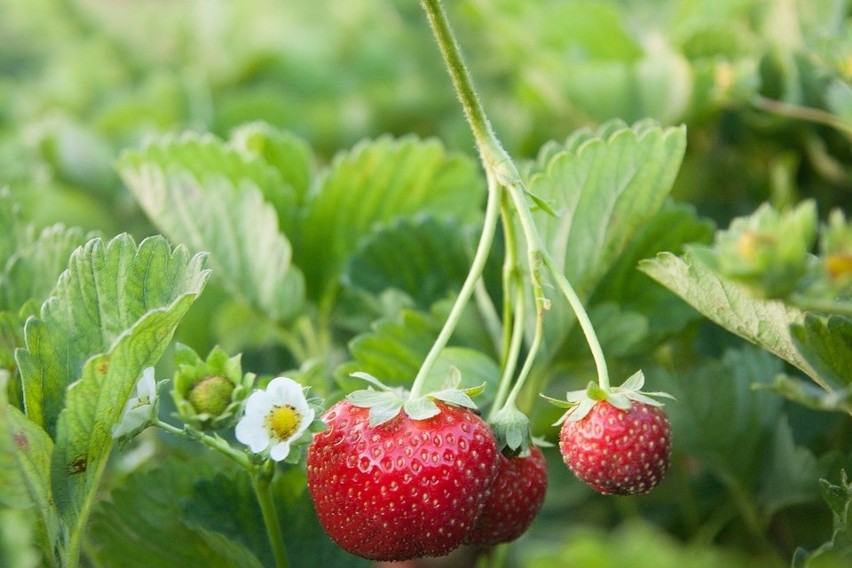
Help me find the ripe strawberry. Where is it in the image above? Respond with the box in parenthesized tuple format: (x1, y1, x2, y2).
(465, 445, 548, 547)
(306, 399, 499, 561)
(558, 400, 671, 495)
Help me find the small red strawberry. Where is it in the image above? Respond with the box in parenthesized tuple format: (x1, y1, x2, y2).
(306, 398, 499, 561)
(465, 445, 548, 547)
(558, 399, 671, 495)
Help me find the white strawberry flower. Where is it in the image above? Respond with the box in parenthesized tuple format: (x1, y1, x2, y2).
(112, 367, 158, 439)
(235, 377, 315, 462)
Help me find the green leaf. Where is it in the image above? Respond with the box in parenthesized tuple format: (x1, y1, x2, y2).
(298, 135, 484, 303)
(591, 199, 715, 349)
(759, 415, 821, 515)
(651, 347, 784, 486)
(343, 216, 475, 309)
(0, 189, 34, 270)
(403, 397, 440, 421)
(754, 375, 852, 414)
(0, 373, 58, 559)
(792, 315, 852, 388)
(0, 509, 40, 568)
(527, 121, 687, 357)
(15, 235, 208, 542)
(0, 224, 96, 312)
(88, 460, 264, 568)
(640, 250, 826, 388)
(119, 134, 304, 323)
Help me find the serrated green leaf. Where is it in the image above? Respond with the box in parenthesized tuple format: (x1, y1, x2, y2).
(792, 315, 852, 388)
(343, 216, 475, 310)
(298, 135, 484, 303)
(640, 250, 826, 388)
(0, 189, 34, 271)
(14, 234, 208, 547)
(0, 224, 95, 313)
(403, 397, 440, 421)
(759, 415, 821, 515)
(119, 134, 304, 323)
(650, 347, 784, 486)
(591, 199, 715, 350)
(527, 121, 687, 358)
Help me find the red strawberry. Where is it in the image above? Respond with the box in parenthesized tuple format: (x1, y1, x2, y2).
(306, 399, 499, 561)
(465, 445, 548, 547)
(558, 400, 671, 495)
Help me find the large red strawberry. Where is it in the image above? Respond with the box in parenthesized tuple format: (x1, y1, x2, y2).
(306, 399, 499, 561)
(465, 445, 548, 547)
(559, 400, 671, 495)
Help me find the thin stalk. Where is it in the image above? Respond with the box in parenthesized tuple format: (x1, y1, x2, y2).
(489, 285, 526, 420)
(253, 472, 291, 568)
(409, 175, 502, 398)
(154, 419, 253, 470)
(505, 182, 611, 391)
(503, 253, 547, 409)
(473, 276, 504, 355)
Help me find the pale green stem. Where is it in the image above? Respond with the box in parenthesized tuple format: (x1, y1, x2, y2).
(154, 419, 254, 470)
(253, 470, 291, 568)
(410, 174, 502, 398)
(64, 446, 113, 568)
(473, 276, 504, 354)
(503, 251, 548, 409)
(505, 182, 612, 391)
(489, 285, 526, 420)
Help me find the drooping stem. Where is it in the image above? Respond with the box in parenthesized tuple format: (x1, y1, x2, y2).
(505, 182, 611, 391)
(155, 419, 253, 470)
(409, 173, 502, 398)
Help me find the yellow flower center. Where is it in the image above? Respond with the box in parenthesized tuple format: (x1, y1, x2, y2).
(266, 404, 301, 441)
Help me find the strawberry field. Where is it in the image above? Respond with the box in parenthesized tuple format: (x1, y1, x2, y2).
(1, 1, 851, 567)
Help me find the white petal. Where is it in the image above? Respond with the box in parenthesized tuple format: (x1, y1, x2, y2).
(235, 417, 270, 452)
(137, 367, 157, 399)
(266, 377, 304, 404)
(269, 441, 291, 462)
(243, 390, 273, 416)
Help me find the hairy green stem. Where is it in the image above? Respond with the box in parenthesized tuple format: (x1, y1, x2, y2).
(490, 285, 526, 420)
(409, 174, 502, 398)
(155, 419, 253, 470)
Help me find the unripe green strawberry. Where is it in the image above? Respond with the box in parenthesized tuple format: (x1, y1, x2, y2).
(465, 445, 548, 547)
(306, 399, 499, 561)
(559, 400, 671, 495)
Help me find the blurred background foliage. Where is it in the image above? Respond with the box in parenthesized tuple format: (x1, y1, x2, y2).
(1, 0, 850, 567)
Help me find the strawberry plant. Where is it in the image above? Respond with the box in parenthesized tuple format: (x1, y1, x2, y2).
(1, 1, 850, 568)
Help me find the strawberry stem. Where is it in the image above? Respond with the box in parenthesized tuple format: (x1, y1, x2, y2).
(419, 0, 612, 397)
(409, 172, 502, 399)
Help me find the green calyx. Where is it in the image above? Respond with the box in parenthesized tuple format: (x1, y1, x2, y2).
(172, 344, 255, 431)
(543, 370, 674, 425)
(489, 404, 531, 457)
(347, 370, 484, 427)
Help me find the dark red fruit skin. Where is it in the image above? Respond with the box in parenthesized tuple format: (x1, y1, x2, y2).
(558, 401, 671, 495)
(465, 445, 548, 547)
(306, 400, 499, 561)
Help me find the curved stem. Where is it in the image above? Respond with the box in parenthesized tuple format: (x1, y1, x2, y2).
(490, 285, 526, 420)
(505, 182, 611, 391)
(409, 174, 502, 398)
(154, 419, 253, 470)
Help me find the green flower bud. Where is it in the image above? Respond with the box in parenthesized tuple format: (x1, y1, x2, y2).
(171, 344, 255, 431)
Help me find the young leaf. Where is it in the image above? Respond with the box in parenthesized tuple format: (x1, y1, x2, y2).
(526, 121, 687, 356)
(119, 134, 305, 323)
(640, 250, 827, 388)
(298, 135, 484, 303)
(759, 415, 821, 516)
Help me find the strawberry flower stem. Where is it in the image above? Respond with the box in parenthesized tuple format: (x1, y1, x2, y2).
(253, 469, 291, 568)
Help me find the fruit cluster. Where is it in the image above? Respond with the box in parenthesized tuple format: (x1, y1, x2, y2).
(306, 400, 548, 561)
(307, 395, 671, 561)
